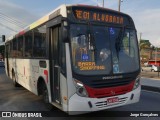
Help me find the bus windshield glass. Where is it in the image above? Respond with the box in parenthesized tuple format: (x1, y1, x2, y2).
(70, 24, 139, 75)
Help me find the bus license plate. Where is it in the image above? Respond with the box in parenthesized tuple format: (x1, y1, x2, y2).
(107, 97, 119, 104)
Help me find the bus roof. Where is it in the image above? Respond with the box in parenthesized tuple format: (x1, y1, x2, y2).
(6, 4, 67, 42)
(6, 4, 131, 42)
(75, 4, 127, 15)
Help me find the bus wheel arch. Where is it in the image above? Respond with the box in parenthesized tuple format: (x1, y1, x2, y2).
(11, 69, 20, 87)
(37, 77, 53, 109)
(37, 77, 46, 96)
(37, 77, 49, 103)
(11, 68, 15, 79)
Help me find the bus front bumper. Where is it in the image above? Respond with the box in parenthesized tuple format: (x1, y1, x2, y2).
(68, 85, 141, 115)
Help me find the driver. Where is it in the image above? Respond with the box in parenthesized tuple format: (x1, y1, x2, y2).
(99, 48, 111, 62)
(75, 35, 89, 61)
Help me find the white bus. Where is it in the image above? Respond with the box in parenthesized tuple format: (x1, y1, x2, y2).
(4, 4, 141, 115)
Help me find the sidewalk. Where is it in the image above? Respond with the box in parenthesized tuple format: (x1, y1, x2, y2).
(141, 71, 160, 93)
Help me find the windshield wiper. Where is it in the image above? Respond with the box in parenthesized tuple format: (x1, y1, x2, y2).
(87, 22, 97, 62)
(115, 27, 125, 58)
(87, 22, 96, 51)
(88, 33, 96, 51)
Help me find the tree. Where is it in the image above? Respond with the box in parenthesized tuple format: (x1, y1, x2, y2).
(139, 40, 155, 61)
(139, 40, 151, 51)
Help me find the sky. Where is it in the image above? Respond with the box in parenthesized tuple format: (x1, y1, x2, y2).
(0, 0, 160, 46)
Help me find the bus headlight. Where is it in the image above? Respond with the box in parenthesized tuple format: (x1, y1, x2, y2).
(133, 76, 140, 90)
(74, 80, 88, 97)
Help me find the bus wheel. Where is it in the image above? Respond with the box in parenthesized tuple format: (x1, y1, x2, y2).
(42, 84, 53, 110)
(12, 71, 20, 87)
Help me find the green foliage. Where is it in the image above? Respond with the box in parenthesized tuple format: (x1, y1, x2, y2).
(139, 40, 153, 51)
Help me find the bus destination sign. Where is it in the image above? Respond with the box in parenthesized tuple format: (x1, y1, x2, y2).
(73, 9, 124, 24)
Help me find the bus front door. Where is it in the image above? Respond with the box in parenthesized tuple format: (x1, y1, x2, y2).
(50, 26, 61, 104)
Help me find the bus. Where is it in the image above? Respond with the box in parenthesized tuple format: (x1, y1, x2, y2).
(4, 4, 141, 115)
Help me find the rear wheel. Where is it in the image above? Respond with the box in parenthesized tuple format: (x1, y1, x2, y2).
(12, 71, 20, 87)
(42, 84, 53, 110)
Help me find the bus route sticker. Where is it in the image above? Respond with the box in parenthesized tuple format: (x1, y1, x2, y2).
(82, 54, 89, 61)
(113, 64, 119, 73)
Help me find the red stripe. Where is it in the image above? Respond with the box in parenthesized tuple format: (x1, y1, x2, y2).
(19, 30, 25, 35)
(84, 81, 135, 98)
(24, 67, 25, 75)
(44, 70, 48, 83)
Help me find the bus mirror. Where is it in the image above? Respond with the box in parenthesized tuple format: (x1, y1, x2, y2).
(2, 35, 5, 42)
(63, 27, 69, 43)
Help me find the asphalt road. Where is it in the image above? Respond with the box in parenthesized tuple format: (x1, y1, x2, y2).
(141, 70, 160, 79)
(0, 67, 160, 120)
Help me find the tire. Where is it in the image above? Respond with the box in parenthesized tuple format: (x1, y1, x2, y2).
(12, 71, 20, 87)
(42, 84, 53, 110)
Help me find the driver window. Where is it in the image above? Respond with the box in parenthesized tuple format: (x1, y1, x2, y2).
(71, 35, 90, 65)
(130, 31, 136, 57)
(76, 35, 88, 60)
(70, 25, 94, 67)
(121, 31, 130, 55)
(121, 30, 135, 58)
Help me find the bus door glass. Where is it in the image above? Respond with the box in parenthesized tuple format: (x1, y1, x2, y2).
(50, 26, 61, 104)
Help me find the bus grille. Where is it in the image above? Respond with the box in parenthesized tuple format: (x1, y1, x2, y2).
(84, 80, 135, 98)
(89, 77, 134, 88)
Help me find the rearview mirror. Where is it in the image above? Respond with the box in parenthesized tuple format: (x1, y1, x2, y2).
(62, 27, 69, 43)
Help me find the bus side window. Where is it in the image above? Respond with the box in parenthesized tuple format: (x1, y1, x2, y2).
(12, 38, 18, 58)
(25, 31, 33, 57)
(17, 36, 24, 57)
(33, 25, 46, 58)
(10, 41, 12, 58)
(8, 42, 11, 58)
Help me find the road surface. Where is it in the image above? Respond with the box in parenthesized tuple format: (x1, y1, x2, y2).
(0, 68, 159, 119)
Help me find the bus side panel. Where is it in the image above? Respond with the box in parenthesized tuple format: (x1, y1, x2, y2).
(16, 59, 25, 87)
(60, 73, 68, 111)
(7, 58, 15, 80)
(24, 59, 50, 95)
(24, 59, 37, 93)
(65, 43, 76, 101)
(10, 58, 49, 96)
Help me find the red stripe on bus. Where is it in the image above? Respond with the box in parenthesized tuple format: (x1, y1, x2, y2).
(84, 81, 135, 98)
(44, 70, 48, 83)
(24, 67, 25, 75)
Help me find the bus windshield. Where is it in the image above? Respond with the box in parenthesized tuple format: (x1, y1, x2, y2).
(70, 24, 139, 75)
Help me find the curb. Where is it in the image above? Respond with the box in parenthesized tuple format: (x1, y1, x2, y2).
(141, 85, 160, 93)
